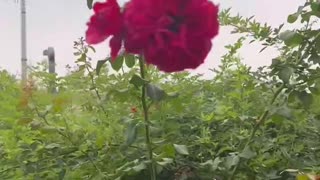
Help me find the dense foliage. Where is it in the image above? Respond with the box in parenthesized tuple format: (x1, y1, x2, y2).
(1, 0, 320, 179)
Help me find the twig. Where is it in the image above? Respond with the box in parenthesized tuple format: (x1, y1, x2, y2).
(229, 84, 284, 179)
(33, 103, 104, 177)
(139, 58, 156, 180)
(85, 66, 109, 119)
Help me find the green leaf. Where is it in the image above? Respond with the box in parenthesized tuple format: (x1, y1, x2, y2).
(288, 90, 299, 103)
(278, 67, 294, 83)
(88, 45, 96, 53)
(287, 13, 298, 23)
(45, 105, 53, 113)
(110, 89, 130, 101)
(165, 92, 179, 99)
(87, 0, 94, 9)
(96, 59, 108, 75)
(275, 105, 293, 119)
(314, 82, 320, 95)
(296, 174, 310, 180)
(25, 162, 36, 173)
(173, 144, 189, 155)
(157, 158, 173, 166)
(308, 53, 320, 64)
(309, 86, 320, 95)
(311, 2, 320, 12)
(239, 146, 256, 159)
(129, 74, 148, 88)
(132, 163, 146, 172)
(77, 53, 87, 63)
(271, 58, 281, 67)
(301, 12, 312, 22)
(259, 46, 268, 53)
(161, 144, 175, 158)
(110, 56, 124, 71)
(280, 169, 299, 174)
(73, 52, 81, 56)
(200, 158, 222, 171)
(225, 154, 240, 170)
(125, 54, 136, 68)
(146, 84, 166, 101)
(125, 122, 137, 146)
(279, 30, 304, 47)
(78, 65, 86, 71)
(58, 169, 66, 180)
(45, 143, 60, 149)
(297, 91, 313, 108)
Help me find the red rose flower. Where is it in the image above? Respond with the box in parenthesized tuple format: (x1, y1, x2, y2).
(131, 107, 138, 114)
(85, 0, 219, 72)
(85, 0, 123, 60)
(123, 0, 219, 72)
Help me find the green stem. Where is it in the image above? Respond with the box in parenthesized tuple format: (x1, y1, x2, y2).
(139, 58, 156, 180)
(229, 84, 284, 180)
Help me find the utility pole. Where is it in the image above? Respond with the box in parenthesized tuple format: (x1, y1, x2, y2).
(20, 0, 27, 81)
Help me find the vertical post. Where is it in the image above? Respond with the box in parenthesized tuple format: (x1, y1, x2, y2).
(21, 0, 27, 81)
(43, 47, 57, 94)
(46, 47, 55, 74)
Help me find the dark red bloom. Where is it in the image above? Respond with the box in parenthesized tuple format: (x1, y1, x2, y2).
(85, 0, 219, 72)
(123, 0, 219, 72)
(85, 0, 123, 60)
(131, 107, 138, 113)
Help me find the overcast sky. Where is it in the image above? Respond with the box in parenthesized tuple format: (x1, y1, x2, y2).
(0, 0, 304, 77)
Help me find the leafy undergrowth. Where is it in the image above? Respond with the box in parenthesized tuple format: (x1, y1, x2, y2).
(1, 1, 320, 179)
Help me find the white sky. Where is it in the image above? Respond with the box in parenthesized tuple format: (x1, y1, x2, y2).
(0, 0, 304, 77)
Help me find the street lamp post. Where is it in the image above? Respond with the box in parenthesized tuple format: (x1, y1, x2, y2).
(43, 47, 55, 74)
(43, 47, 57, 94)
